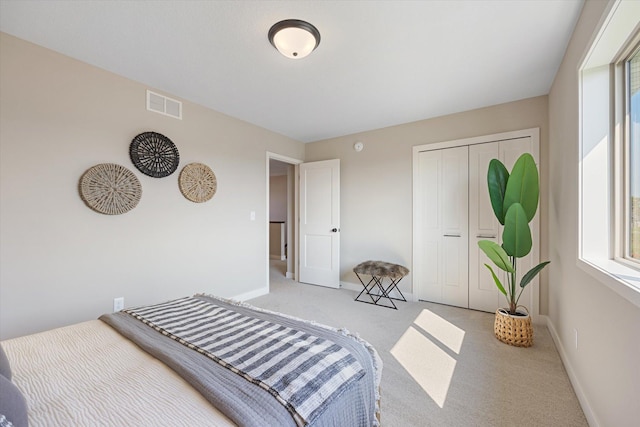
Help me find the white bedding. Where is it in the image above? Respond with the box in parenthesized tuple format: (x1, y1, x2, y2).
(2, 320, 236, 426)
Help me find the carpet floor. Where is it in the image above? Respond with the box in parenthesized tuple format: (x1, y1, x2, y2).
(247, 261, 588, 427)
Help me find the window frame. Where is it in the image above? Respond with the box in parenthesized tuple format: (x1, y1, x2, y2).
(620, 42, 640, 266)
(578, 0, 640, 309)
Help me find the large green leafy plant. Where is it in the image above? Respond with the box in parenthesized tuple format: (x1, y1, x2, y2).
(478, 153, 550, 315)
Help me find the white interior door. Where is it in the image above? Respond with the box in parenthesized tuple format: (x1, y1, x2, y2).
(416, 147, 469, 307)
(299, 159, 340, 288)
(469, 137, 536, 312)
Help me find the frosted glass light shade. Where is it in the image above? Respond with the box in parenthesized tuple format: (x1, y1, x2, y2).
(268, 19, 320, 59)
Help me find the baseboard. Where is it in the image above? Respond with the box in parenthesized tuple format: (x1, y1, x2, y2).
(286, 272, 294, 279)
(232, 287, 269, 302)
(340, 281, 414, 302)
(532, 313, 547, 326)
(339, 281, 360, 292)
(545, 316, 599, 427)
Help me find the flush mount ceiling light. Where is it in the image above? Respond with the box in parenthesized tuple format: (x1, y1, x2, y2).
(268, 19, 320, 59)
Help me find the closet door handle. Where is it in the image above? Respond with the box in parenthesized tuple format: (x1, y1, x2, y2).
(476, 234, 497, 238)
(443, 233, 461, 237)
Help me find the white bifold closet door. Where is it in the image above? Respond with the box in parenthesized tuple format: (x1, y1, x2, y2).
(416, 146, 469, 307)
(416, 136, 538, 313)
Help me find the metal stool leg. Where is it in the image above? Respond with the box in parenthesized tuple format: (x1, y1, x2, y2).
(355, 274, 382, 305)
(355, 273, 398, 309)
(354, 274, 397, 309)
(383, 277, 407, 302)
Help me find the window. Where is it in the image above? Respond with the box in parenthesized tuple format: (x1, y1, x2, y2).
(578, 0, 640, 308)
(628, 48, 640, 262)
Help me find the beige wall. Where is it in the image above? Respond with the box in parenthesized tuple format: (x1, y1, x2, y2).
(269, 175, 287, 259)
(0, 33, 304, 339)
(269, 222, 285, 260)
(305, 96, 550, 310)
(548, 1, 639, 425)
(269, 175, 287, 222)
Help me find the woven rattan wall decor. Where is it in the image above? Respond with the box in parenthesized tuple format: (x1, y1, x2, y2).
(130, 131, 180, 178)
(79, 163, 142, 215)
(179, 162, 217, 203)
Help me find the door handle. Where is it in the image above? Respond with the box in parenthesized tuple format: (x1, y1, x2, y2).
(443, 233, 461, 237)
(476, 234, 497, 238)
(331, 228, 340, 233)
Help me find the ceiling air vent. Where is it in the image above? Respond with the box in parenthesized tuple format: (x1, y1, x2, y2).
(146, 90, 182, 120)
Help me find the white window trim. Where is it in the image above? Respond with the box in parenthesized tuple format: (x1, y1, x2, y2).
(620, 44, 640, 266)
(577, 259, 640, 306)
(578, 0, 640, 309)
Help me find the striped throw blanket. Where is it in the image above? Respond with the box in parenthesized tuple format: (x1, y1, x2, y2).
(125, 296, 365, 426)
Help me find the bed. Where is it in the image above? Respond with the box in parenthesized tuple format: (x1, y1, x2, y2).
(0, 294, 382, 427)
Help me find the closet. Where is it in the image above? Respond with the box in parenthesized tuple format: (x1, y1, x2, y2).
(412, 129, 540, 314)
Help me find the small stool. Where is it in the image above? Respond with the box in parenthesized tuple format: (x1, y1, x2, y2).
(353, 261, 409, 309)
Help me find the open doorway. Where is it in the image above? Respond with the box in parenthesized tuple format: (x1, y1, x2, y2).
(266, 153, 302, 290)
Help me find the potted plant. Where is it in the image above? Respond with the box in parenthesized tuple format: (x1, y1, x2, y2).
(477, 153, 550, 347)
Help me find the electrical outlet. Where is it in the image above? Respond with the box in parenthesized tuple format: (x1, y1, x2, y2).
(574, 328, 578, 350)
(113, 297, 124, 312)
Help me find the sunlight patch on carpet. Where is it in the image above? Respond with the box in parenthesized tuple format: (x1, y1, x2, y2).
(390, 309, 465, 408)
(413, 309, 465, 354)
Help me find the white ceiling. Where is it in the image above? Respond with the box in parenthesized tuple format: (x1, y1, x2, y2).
(0, 0, 584, 143)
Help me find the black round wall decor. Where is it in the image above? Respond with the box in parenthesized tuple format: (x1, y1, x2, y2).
(130, 131, 180, 178)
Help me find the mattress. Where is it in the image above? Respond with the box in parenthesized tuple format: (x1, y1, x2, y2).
(2, 320, 236, 426)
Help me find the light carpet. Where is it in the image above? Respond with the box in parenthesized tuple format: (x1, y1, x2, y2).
(247, 261, 588, 427)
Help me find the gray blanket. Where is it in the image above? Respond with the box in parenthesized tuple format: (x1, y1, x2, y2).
(100, 295, 380, 427)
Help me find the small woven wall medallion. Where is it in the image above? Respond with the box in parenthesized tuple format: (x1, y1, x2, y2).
(179, 162, 217, 203)
(79, 163, 142, 215)
(130, 131, 180, 178)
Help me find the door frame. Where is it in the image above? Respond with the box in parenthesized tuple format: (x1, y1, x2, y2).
(412, 128, 541, 318)
(266, 152, 303, 289)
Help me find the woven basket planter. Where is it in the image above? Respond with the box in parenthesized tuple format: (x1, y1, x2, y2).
(494, 307, 533, 347)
